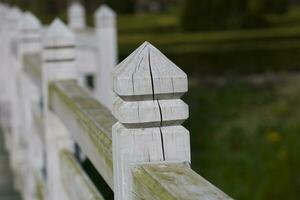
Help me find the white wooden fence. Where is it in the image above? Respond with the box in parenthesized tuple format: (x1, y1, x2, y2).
(0, 2, 233, 200)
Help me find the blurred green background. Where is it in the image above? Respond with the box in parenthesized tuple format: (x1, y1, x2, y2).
(3, 0, 300, 199)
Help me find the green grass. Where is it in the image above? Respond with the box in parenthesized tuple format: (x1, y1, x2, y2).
(184, 76, 300, 199)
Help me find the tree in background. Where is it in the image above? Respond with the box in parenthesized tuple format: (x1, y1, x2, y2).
(266, 0, 289, 14)
(181, 0, 289, 31)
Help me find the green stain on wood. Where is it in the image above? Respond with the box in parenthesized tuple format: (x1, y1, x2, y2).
(48, 80, 116, 187)
(60, 150, 106, 200)
(23, 53, 42, 87)
(132, 163, 233, 200)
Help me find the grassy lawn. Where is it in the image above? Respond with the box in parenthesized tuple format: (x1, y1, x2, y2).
(185, 75, 300, 199)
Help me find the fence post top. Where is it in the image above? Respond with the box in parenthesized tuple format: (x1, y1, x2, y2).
(113, 41, 188, 98)
(44, 18, 75, 47)
(7, 6, 22, 19)
(69, 1, 85, 13)
(95, 4, 116, 19)
(0, 3, 8, 15)
(21, 12, 41, 31)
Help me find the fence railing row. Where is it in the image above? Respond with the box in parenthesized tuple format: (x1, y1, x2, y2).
(0, 2, 233, 200)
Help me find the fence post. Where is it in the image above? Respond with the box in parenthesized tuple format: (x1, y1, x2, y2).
(0, 3, 8, 126)
(42, 18, 77, 200)
(3, 7, 24, 191)
(112, 42, 190, 199)
(95, 5, 118, 111)
(18, 11, 42, 200)
(19, 12, 42, 55)
(68, 2, 86, 30)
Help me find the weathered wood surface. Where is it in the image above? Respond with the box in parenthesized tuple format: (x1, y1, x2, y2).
(95, 5, 118, 110)
(23, 53, 42, 89)
(60, 150, 105, 200)
(133, 163, 233, 200)
(33, 170, 46, 200)
(42, 19, 80, 200)
(32, 102, 44, 142)
(0, 129, 22, 200)
(68, 2, 86, 30)
(49, 80, 116, 188)
(112, 42, 191, 200)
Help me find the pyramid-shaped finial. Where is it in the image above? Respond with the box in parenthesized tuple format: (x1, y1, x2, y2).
(44, 18, 75, 47)
(21, 12, 41, 30)
(113, 41, 187, 98)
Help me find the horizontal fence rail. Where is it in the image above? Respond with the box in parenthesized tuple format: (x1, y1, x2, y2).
(60, 150, 105, 200)
(0, 2, 234, 200)
(49, 80, 115, 188)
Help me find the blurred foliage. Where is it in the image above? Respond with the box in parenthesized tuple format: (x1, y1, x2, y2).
(184, 76, 300, 199)
(1, 0, 135, 23)
(1, 0, 300, 199)
(119, 26, 300, 75)
(181, 0, 289, 31)
(118, 5, 300, 75)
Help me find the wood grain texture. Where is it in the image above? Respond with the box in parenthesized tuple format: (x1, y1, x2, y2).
(112, 42, 190, 200)
(132, 163, 233, 200)
(49, 80, 116, 188)
(60, 150, 105, 200)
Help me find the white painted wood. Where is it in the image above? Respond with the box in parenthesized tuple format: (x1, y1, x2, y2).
(113, 42, 187, 98)
(68, 2, 86, 30)
(2, 7, 25, 192)
(113, 97, 188, 126)
(95, 5, 118, 111)
(60, 150, 105, 200)
(19, 12, 42, 55)
(42, 18, 78, 200)
(112, 42, 190, 200)
(49, 80, 115, 189)
(17, 12, 43, 200)
(133, 163, 233, 200)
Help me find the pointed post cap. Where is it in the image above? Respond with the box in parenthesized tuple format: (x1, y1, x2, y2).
(6, 7, 22, 30)
(95, 4, 116, 28)
(113, 42, 188, 98)
(7, 6, 22, 20)
(43, 18, 75, 48)
(21, 12, 41, 31)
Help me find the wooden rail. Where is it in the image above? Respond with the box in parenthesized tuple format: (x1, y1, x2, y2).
(49, 80, 115, 188)
(0, 2, 234, 200)
(133, 164, 232, 200)
(60, 150, 105, 200)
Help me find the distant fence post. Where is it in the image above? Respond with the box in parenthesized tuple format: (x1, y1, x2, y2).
(112, 42, 190, 199)
(42, 18, 77, 200)
(0, 3, 7, 32)
(19, 12, 42, 55)
(95, 5, 118, 111)
(18, 11, 42, 200)
(4, 7, 24, 191)
(0, 3, 8, 126)
(68, 2, 86, 30)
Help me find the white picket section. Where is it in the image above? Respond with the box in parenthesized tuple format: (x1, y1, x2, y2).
(0, 2, 233, 200)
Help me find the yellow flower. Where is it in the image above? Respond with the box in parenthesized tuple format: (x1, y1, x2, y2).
(267, 131, 280, 143)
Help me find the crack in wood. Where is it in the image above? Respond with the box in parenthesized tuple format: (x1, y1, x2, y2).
(148, 46, 165, 161)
